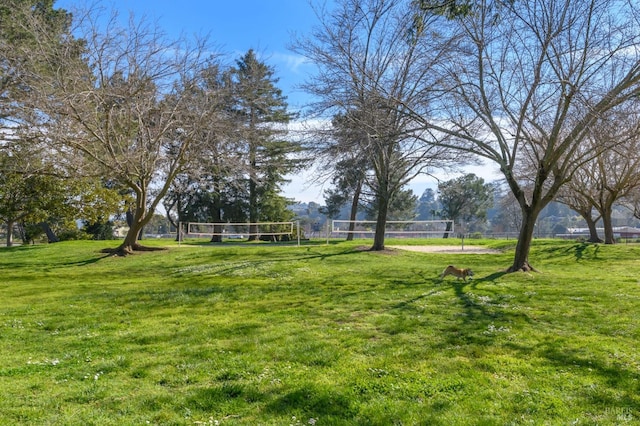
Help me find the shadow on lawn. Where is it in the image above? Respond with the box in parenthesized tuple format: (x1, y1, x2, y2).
(443, 273, 640, 415)
(505, 337, 640, 414)
(569, 242, 599, 261)
(62, 253, 112, 266)
(534, 242, 600, 261)
(450, 278, 523, 327)
(175, 246, 363, 277)
(185, 381, 357, 422)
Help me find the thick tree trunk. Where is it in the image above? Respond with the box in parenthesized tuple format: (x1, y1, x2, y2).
(113, 226, 163, 255)
(126, 207, 144, 241)
(109, 196, 164, 255)
(346, 181, 362, 242)
(120, 228, 142, 254)
(574, 207, 601, 242)
(40, 222, 60, 243)
(210, 224, 223, 243)
(584, 215, 602, 243)
(508, 208, 539, 272)
(210, 199, 223, 243)
(601, 205, 616, 244)
(371, 193, 389, 251)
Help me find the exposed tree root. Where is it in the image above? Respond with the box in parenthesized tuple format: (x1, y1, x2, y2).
(506, 262, 539, 273)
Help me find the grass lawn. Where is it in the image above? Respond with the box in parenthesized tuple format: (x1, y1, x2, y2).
(0, 238, 639, 425)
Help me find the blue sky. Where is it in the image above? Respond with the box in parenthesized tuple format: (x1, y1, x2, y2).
(54, 0, 320, 110)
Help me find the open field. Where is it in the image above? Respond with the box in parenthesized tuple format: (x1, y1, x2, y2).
(1, 238, 639, 425)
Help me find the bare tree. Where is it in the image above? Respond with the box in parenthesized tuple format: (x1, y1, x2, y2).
(491, 185, 522, 237)
(26, 7, 216, 255)
(413, 0, 640, 271)
(560, 111, 640, 244)
(292, 0, 465, 250)
(163, 60, 240, 243)
(556, 173, 603, 243)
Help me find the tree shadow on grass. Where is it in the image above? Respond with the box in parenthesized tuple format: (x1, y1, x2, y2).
(475, 271, 509, 282)
(445, 271, 640, 415)
(568, 242, 599, 261)
(184, 382, 356, 422)
(392, 286, 453, 310)
(505, 337, 640, 414)
(172, 246, 364, 277)
(390, 271, 534, 350)
(535, 242, 599, 261)
(263, 384, 356, 421)
(62, 253, 112, 266)
(390, 271, 510, 313)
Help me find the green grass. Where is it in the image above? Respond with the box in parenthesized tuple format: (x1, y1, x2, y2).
(1, 238, 639, 425)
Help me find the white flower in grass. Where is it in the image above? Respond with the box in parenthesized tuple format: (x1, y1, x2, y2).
(483, 323, 511, 335)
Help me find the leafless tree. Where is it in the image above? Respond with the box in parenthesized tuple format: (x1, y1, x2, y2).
(560, 110, 640, 244)
(413, 0, 640, 271)
(292, 0, 467, 250)
(492, 186, 521, 237)
(556, 174, 603, 243)
(25, 7, 217, 254)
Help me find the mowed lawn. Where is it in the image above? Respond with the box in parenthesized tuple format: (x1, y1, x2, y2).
(0, 239, 639, 425)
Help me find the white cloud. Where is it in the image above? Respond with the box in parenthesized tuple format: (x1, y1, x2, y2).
(270, 52, 312, 74)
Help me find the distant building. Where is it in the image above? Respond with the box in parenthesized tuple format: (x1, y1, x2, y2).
(560, 227, 640, 239)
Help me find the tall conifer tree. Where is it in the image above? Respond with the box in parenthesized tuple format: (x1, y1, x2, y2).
(230, 50, 300, 239)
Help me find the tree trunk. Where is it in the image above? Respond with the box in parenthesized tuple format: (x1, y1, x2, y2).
(110, 194, 163, 255)
(508, 208, 539, 272)
(371, 193, 389, 251)
(119, 225, 143, 254)
(443, 221, 452, 239)
(40, 222, 60, 243)
(210, 197, 223, 243)
(6, 220, 14, 247)
(168, 198, 184, 242)
(126, 207, 144, 241)
(248, 128, 258, 242)
(601, 204, 616, 244)
(346, 181, 362, 242)
(210, 224, 223, 243)
(583, 215, 602, 243)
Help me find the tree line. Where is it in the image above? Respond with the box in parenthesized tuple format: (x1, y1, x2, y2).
(2, 0, 640, 272)
(294, 0, 640, 271)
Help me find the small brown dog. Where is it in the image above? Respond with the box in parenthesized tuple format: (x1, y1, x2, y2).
(440, 265, 474, 281)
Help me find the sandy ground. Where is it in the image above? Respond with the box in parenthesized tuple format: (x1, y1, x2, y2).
(391, 245, 501, 254)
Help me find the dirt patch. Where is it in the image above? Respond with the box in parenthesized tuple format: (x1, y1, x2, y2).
(390, 245, 501, 254)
